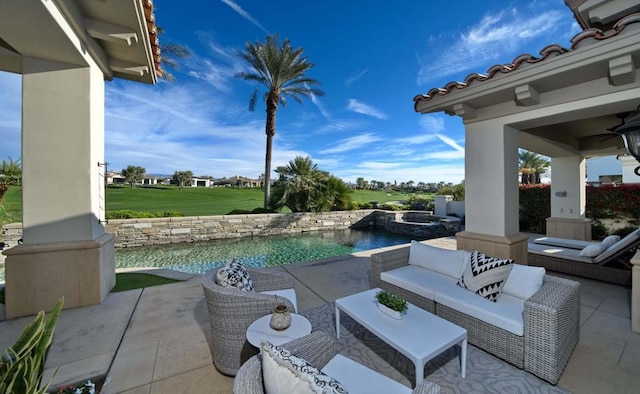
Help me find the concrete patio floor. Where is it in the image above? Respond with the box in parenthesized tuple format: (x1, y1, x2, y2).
(1, 236, 639, 393)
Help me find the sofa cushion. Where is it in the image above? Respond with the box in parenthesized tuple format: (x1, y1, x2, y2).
(261, 341, 347, 394)
(502, 264, 546, 301)
(580, 244, 606, 257)
(436, 285, 525, 336)
(408, 240, 469, 279)
(322, 354, 411, 394)
(215, 259, 254, 291)
(457, 251, 514, 302)
(381, 265, 457, 300)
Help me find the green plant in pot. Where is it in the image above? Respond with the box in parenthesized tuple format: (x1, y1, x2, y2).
(375, 290, 408, 318)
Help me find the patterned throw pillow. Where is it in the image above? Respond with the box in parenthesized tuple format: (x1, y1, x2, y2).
(215, 259, 254, 291)
(261, 341, 347, 394)
(457, 250, 514, 302)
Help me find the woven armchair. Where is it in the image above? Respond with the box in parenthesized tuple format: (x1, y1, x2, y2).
(234, 331, 441, 394)
(201, 267, 296, 376)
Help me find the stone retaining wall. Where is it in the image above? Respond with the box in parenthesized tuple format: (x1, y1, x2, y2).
(1, 210, 382, 249)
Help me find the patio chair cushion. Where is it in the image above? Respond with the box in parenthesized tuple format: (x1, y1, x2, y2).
(580, 244, 606, 257)
(260, 288, 298, 312)
(594, 228, 640, 264)
(502, 264, 546, 300)
(381, 265, 457, 300)
(261, 341, 347, 394)
(215, 259, 254, 291)
(602, 235, 621, 248)
(408, 240, 469, 279)
(457, 250, 514, 302)
(321, 354, 412, 394)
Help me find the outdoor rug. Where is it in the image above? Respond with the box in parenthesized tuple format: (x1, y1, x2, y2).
(300, 303, 569, 394)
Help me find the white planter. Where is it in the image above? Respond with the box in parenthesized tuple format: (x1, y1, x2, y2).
(377, 303, 403, 319)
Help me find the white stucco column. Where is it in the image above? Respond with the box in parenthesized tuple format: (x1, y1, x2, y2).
(547, 156, 591, 240)
(457, 122, 528, 263)
(3, 58, 115, 318)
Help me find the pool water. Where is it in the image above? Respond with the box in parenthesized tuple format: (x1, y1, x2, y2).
(114, 228, 416, 274)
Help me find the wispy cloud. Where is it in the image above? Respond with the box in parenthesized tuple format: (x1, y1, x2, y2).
(347, 99, 387, 120)
(345, 68, 368, 86)
(220, 0, 269, 34)
(319, 133, 381, 154)
(417, 7, 571, 85)
(310, 92, 331, 120)
(436, 134, 464, 152)
(186, 35, 242, 92)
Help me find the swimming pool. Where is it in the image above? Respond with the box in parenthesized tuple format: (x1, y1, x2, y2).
(0, 229, 417, 282)
(115, 228, 416, 274)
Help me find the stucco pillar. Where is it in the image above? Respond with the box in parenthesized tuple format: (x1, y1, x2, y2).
(434, 195, 453, 217)
(547, 156, 591, 240)
(3, 58, 115, 318)
(457, 122, 528, 263)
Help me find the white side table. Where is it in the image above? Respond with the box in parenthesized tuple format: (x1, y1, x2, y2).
(246, 313, 312, 347)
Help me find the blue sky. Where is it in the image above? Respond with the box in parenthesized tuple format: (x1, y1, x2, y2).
(0, 0, 592, 184)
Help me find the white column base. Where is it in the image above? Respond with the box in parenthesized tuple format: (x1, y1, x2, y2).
(3, 233, 115, 318)
(545, 217, 592, 240)
(456, 231, 529, 264)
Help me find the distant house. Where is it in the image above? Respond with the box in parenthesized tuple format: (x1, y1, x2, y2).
(214, 175, 262, 188)
(191, 176, 214, 187)
(106, 171, 125, 185)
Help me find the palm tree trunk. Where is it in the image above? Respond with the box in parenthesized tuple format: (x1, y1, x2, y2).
(263, 94, 278, 209)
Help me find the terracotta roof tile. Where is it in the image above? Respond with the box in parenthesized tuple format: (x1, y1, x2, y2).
(413, 12, 640, 110)
(143, 0, 162, 78)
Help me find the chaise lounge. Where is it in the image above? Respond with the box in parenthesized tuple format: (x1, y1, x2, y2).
(527, 228, 640, 285)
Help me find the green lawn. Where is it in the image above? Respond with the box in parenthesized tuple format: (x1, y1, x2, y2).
(0, 185, 431, 226)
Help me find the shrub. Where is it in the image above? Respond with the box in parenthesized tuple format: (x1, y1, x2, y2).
(591, 220, 608, 240)
(0, 299, 64, 393)
(612, 225, 638, 238)
(106, 210, 184, 219)
(519, 184, 550, 233)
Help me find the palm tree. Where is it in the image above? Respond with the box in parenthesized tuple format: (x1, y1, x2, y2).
(157, 26, 190, 82)
(269, 156, 353, 212)
(236, 34, 324, 209)
(519, 150, 550, 184)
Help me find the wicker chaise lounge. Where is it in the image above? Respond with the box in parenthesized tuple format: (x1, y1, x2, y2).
(527, 229, 640, 286)
(234, 331, 442, 394)
(201, 268, 297, 376)
(371, 245, 580, 385)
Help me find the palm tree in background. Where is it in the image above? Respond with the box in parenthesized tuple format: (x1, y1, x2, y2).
(157, 26, 190, 82)
(519, 150, 550, 184)
(235, 34, 324, 209)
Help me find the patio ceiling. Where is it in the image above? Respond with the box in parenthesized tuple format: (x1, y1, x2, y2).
(414, 10, 640, 159)
(0, 0, 160, 84)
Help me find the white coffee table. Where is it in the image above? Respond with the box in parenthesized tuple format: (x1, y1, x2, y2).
(335, 288, 467, 386)
(246, 313, 312, 347)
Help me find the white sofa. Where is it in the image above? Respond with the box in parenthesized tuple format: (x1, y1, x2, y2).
(370, 241, 581, 385)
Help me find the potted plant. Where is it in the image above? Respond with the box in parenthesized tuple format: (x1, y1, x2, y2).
(374, 290, 408, 319)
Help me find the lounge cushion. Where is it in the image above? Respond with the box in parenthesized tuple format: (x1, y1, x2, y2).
(533, 237, 596, 250)
(261, 341, 347, 394)
(527, 243, 596, 263)
(215, 259, 254, 291)
(260, 288, 298, 313)
(436, 285, 525, 336)
(502, 264, 546, 301)
(457, 251, 514, 302)
(595, 229, 640, 263)
(601, 235, 621, 248)
(408, 240, 469, 279)
(381, 265, 457, 300)
(322, 354, 411, 394)
(580, 244, 606, 257)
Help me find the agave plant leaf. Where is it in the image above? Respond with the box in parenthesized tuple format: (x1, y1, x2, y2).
(8, 311, 45, 357)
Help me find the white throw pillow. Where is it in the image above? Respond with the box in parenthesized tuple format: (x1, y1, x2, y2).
(580, 244, 606, 257)
(457, 250, 514, 302)
(601, 235, 621, 248)
(408, 240, 469, 279)
(261, 341, 347, 394)
(502, 264, 546, 300)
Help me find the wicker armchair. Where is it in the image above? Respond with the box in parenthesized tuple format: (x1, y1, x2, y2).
(201, 267, 297, 376)
(233, 331, 441, 394)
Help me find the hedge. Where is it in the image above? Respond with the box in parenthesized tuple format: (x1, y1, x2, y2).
(519, 184, 640, 234)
